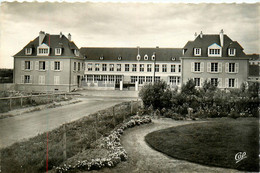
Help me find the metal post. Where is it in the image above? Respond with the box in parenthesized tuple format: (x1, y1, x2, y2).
(9, 98, 12, 110)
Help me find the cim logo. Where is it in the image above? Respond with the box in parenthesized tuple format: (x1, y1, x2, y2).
(235, 152, 247, 163)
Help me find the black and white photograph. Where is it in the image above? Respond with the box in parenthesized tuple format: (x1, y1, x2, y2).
(0, 0, 259, 172)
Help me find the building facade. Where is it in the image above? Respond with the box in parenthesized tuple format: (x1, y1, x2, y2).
(13, 30, 257, 92)
(13, 31, 84, 92)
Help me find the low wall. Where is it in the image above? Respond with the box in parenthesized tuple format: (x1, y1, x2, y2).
(0, 83, 16, 91)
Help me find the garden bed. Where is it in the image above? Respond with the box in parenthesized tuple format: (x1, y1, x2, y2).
(145, 117, 259, 172)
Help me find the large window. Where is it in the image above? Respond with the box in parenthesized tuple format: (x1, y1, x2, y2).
(147, 64, 152, 72)
(95, 63, 100, 71)
(109, 64, 114, 71)
(54, 61, 60, 70)
(125, 64, 129, 71)
(131, 76, 138, 83)
(25, 61, 31, 70)
(117, 64, 121, 71)
(194, 62, 200, 72)
(38, 48, 49, 54)
(88, 63, 92, 71)
(102, 64, 107, 71)
(171, 65, 176, 72)
(55, 48, 62, 55)
(146, 76, 153, 83)
(155, 64, 159, 72)
(24, 75, 31, 83)
(211, 78, 218, 87)
(229, 63, 235, 73)
(132, 64, 137, 72)
(229, 78, 235, 88)
(154, 76, 160, 82)
(169, 76, 180, 85)
(140, 64, 144, 72)
(211, 63, 218, 72)
(209, 49, 220, 55)
(162, 64, 167, 72)
(194, 78, 200, 87)
(138, 76, 145, 84)
(39, 61, 45, 70)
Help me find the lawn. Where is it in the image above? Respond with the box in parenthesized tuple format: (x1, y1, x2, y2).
(145, 118, 259, 172)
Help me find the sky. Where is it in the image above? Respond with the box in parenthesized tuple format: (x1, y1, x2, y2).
(0, 2, 259, 68)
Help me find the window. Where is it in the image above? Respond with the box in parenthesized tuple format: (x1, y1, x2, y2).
(178, 65, 181, 72)
(95, 64, 100, 71)
(38, 48, 49, 54)
(74, 62, 77, 71)
(144, 54, 148, 60)
(154, 76, 160, 82)
(25, 48, 32, 55)
(108, 75, 115, 82)
(132, 64, 137, 72)
(140, 64, 144, 72)
(162, 64, 167, 72)
(195, 62, 200, 72)
(87, 75, 93, 82)
(209, 49, 220, 55)
(125, 64, 129, 71)
(147, 64, 152, 72)
(25, 61, 31, 70)
(211, 78, 218, 87)
(131, 76, 138, 83)
(229, 63, 235, 73)
(211, 63, 218, 72)
(151, 54, 155, 61)
(117, 64, 121, 71)
(102, 64, 107, 71)
(55, 48, 62, 55)
(109, 64, 114, 71)
(115, 75, 122, 83)
(146, 76, 153, 83)
(88, 63, 92, 71)
(24, 75, 30, 83)
(137, 54, 141, 61)
(39, 75, 45, 85)
(39, 61, 45, 70)
(171, 65, 176, 72)
(194, 48, 201, 56)
(54, 76, 60, 85)
(78, 62, 80, 71)
(229, 78, 235, 88)
(194, 78, 200, 87)
(169, 76, 180, 85)
(74, 49, 79, 56)
(228, 48, 236, 56)
(54, 61, 60, 70)
(82, 62, 84, 70)
(138, 76, 145, 84)
(155, 64, 159, 72)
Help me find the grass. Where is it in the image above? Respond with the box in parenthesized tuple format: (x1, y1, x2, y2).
(145, 118, 259, 172)
(0, 101, 140, 173)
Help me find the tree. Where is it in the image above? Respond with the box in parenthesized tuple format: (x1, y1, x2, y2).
(181, 79, 198, 96)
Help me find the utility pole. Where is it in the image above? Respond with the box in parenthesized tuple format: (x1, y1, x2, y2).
(153, 52, 156, 85)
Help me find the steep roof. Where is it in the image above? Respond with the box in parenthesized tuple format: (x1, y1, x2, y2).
(183, 34, 246, 58)
(14, 33, 82, 58)
(80, 47, 182, 62)
(247, 54, 260, 61)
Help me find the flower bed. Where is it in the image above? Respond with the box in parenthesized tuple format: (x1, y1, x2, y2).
(55, 115, 152, 173)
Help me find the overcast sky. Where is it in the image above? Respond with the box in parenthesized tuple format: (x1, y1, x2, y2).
(0, 2, 259, 68)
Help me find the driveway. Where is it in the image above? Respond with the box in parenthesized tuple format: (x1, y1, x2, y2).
(0, 96, 136, 148)
(92, 119, 241, 173)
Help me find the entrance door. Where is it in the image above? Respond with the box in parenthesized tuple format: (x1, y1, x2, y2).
(77, 75, 80, 87)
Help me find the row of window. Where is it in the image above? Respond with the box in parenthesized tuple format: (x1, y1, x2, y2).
(194, 78, 238, 88)
(193, 48, 235, 56)
(87, 63, 181, 73)
(25, 48, 80, 56)
(21, 75, 79, 85)
(22, 60, 84, 71)
(191, 62, 239, 73)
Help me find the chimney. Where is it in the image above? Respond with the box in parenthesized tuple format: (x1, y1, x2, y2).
(199, 31, 203, 38)
(194, 32, 197, 39)
(137, 46, 140, 55)
(60, 32, 62, 38)
(68, 33, 71, 41)
(156, 46, 159, 48)
(220, 29, 224, 47)
(39, 31, 45, 46)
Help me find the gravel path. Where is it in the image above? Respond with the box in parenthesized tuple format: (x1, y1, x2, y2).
(92, 118, 241, 173)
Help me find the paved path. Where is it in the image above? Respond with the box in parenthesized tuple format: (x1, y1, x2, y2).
(0, 96, 134, 148)
(93, 119, 241, 173)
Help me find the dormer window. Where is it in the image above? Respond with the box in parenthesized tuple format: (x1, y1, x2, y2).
(25, 48, 32, 55)
(137, 54, 141, 61)
(228, 48, 236, 56)
(74, 49, 79, 56)
(37, 43, 49, 56)
(144, 54, 148, 60)
(55, 48, 62, 55)
(118, 56, 122, 60)
(100, 56, 104, 60)
(208, 43, 222, 57)
(194, 48, 201, 56)
(151, 54, 156, 61)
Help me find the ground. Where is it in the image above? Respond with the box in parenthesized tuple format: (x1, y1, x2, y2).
(87, 119, 241, 173)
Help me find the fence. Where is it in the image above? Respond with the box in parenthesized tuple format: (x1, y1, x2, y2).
(0, 92, 70, 113)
